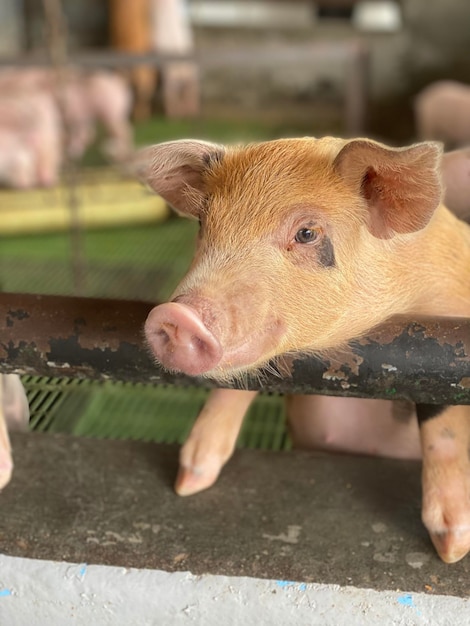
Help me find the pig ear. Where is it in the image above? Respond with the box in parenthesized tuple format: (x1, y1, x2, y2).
(333, 140, 443, 239)
(133, 139, 225, 217)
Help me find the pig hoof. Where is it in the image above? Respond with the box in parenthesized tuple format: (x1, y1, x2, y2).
(174, 464, 221, 497)
(423, 494, 470, 562)
(428, 527, 470, 563)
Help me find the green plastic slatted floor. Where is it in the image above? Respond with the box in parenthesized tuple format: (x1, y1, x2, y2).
(1, 217, 290, 451)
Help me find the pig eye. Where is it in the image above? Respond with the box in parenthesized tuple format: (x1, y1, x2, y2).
(295, 228, 319, 244)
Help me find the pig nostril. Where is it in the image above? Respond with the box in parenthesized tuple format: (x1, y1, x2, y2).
(156, 327, 171, 345)
(193, 335, 210, 354)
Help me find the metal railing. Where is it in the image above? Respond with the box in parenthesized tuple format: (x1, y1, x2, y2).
(1, 292, 469, 404)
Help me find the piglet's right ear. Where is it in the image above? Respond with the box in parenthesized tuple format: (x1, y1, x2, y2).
(132, 139, 225, 217)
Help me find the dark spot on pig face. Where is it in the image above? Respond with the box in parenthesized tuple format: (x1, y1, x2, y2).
(318, 236, 336, 268)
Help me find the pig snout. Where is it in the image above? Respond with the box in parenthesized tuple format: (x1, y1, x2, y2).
(145, 302, 223, 376)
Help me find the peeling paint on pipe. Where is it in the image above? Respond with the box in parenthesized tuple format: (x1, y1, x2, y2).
(0, 292, 469, 404)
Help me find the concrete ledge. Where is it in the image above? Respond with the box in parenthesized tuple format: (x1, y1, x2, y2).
(1, 555, 470, 626)
(1, 433, 470, 596)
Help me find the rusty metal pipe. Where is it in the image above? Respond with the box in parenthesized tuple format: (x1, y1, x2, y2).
(1, 292, 469, 404)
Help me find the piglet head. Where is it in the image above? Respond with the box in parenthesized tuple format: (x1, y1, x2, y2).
(135, 137, 442, 380)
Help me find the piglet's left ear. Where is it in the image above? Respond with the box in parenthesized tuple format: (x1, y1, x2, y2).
(333, 140, 443, 239)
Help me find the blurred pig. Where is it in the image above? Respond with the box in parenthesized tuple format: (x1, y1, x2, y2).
(0, 92, 62, 188)
(415, 80, 470, 148)
(49, 71, 133, 162)
(85, 71, 134, 162)
(136, 137, 470, 564)
(0, 68, 133, 163)
(0, 133, 35, 189)
(441, 147, 470, 222)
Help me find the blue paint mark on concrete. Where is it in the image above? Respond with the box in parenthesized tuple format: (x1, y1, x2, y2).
(0, 589, 12, 597)
(276, 581, 307, 592)
(276, 581, 293, 589)
(397, 594, 422, 617)
(398, 594, 414, 607)
(79, 564, 87, 578)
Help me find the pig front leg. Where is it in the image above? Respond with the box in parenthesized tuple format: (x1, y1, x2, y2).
(0, 374, 29, 489)
(0, 375, 12, 488)
(176, 388, 258, 496)
(3, 374, 30, 433)
(419, 405, 470, 563)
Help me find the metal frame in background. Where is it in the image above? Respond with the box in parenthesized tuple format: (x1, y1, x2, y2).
(0, 40, 369, 136)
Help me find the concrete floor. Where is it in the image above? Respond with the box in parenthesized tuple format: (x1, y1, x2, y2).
(1, 432, 470, 624)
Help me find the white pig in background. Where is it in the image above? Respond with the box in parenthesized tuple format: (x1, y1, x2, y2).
(0, 91, 62, 188)
(45, 70, 133, 162)
(0, 68, 133, 188)
(415, 80, 470, 148)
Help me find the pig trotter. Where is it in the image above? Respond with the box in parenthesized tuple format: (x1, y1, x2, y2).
(422, 477, 470, 563)
(420, 406, 470, 563)
(175, 388, 257, 496)
(176, 453, 225, 497)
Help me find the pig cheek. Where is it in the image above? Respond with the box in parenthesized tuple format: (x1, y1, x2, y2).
(275, 265, 343, 355)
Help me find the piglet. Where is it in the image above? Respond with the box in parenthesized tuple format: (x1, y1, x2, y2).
(0, 92, 62, 189)
(0, 67, 133, 165)
(136, 137, 470, 564)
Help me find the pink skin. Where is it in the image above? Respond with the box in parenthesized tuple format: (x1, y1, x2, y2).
(415, 80, 470, 147)
(56, 71, 133, 162)
(0, 67, 133, 166)
(0, 374, 29, 490)
(145, 302, 222, 376)
(0, 92, 62, 189)
(146, 295, 284, 378)
(86, 72, 133, 162)
(0, 135, 36, 189)
(441, 148, 470, 222)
